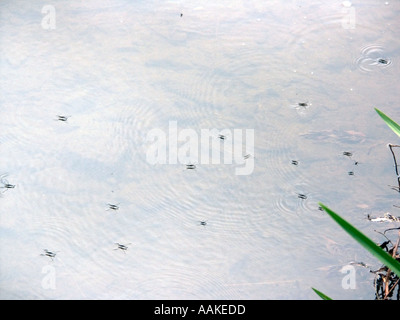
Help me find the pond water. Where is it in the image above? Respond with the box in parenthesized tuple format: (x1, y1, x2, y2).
(1, 0, 400, 300)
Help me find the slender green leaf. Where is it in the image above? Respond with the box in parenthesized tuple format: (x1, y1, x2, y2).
(319, 203, 400, 278)
(312, 287, 332, 300)
(375, 108, 400, 138)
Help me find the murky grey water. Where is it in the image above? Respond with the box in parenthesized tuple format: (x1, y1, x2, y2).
(1, 0, 400, 299)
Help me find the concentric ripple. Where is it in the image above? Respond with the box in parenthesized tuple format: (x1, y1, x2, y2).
(355, 44, 392, 73)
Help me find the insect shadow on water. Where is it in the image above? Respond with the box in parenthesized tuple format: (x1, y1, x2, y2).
(342, 151, 360, 176)
(114, 243, 131, 254)
(106, 203, 120, 211)
(40, 249, 58, 261)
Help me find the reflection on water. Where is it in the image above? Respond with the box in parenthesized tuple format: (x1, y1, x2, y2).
(1, 0, 400, 299)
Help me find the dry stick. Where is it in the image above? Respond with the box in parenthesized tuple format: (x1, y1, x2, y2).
(383, 231, 400, 299)
(388, 144, 400, 192)
(383, 227, 400, 235)
(387, 277, 400, 299)
(381, 146, 400, 298)
(374, 230, 394, 247)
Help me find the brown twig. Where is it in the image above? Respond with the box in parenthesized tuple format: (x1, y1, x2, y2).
(388, 144, 400, 192)
(383, 231, 400, 299)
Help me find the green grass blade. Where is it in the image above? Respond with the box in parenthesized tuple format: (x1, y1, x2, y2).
(312, 287, 332, 300)
(375, 108, 400, 137)
(319, 203, 400, 278)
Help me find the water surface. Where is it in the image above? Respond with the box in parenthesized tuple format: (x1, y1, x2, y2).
(1, 0, 400, 299)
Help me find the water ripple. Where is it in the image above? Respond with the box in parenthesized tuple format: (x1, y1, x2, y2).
(355, 44, 393, 73)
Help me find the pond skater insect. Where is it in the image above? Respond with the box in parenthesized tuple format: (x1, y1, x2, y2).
(114, 243, 131, 253)
(55, 115, 70, 122)
(40, 249, 58, 261)
(297, 193, 308, 200)
(106, 203, 120, 211)
(0, 174, 15, 192)
(198, 220, 207, 227)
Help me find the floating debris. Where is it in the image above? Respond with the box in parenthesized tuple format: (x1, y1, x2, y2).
(367, 213, 400, 222)
(349, 261, 370, 269)
(371, 238, 399, 300)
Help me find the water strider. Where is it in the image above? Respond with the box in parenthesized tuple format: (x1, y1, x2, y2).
(0, 174, 15, 192)
(114, 243, 131, 253)
(199, 220, 207, 227)
(378, 58, 388, 65)
(41, 249, 58, 261)
(107, 203, 120, 211)
(56, 115, 70, 122)
(297, 193, 307, 200)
